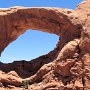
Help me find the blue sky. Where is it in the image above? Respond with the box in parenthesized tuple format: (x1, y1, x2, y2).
(0, 0, 83, 63)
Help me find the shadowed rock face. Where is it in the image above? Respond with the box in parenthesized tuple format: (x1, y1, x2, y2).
(0, 0, 90, 90)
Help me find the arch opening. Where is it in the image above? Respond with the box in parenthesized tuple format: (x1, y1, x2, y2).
(0, 29, 59, 63)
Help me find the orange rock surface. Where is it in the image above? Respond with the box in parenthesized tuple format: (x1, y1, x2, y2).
(0, 0, 90, 90)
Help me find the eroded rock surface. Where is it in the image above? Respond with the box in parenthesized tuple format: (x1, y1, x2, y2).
(0, 0, 90, 90)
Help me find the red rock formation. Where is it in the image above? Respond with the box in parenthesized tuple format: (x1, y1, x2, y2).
(0, 0, 90, 90)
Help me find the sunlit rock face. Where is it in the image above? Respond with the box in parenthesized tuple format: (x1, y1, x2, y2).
(0, 0, 90, 90)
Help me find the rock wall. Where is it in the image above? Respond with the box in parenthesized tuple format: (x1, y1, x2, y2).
(0, 0, 90, 90)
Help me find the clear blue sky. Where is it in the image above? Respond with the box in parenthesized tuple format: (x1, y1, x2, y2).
(0, 0, 83, 63)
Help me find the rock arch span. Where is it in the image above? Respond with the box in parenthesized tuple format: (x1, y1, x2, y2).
(0, 6, 81, 54)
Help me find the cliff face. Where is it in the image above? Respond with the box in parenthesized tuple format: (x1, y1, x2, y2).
(0, 0, 90, 90)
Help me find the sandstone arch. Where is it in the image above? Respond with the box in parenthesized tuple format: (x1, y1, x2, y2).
(0, 0, 90, 90)
(0, 6, 81, 54)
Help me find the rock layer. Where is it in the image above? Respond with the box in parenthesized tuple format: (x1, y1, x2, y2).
(0, 0, 90, 90)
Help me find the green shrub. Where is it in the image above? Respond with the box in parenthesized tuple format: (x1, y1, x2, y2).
(22, 80, 29, 89)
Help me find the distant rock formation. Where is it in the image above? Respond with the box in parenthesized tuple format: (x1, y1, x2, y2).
(0, 0, 90, 90)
